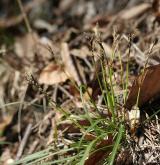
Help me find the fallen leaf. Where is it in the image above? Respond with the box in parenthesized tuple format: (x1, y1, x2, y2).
(102, 42, 112, 58)
(39, 63, 68, 84)
(126, 64, 160, 110)
(0, 0, 45, 28)
(84, 135, 113, 165)
(33, 19, 57, 33)
(0, 148, 14, 165)
(58, 119, 90, 133)
(69, 84, 80, 97)
(0, 115, 13, 133)
(84, 133, 96, 141)
(59, 0, 75, 13)
(120, 3, 151, 20)
(15, 33, 54, 64)
(86, 14, 111, 28)
(14, 33, 38, 60)
(71, 46, 91, 58)
(61, 42, 82, 85)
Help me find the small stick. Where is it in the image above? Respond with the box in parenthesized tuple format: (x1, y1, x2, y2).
(16, 123, 32, 160)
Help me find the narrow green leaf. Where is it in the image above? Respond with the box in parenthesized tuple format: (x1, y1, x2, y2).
(108, 124, 124, 165)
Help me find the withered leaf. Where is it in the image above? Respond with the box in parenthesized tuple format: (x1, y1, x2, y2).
(39, 63, 68, 85)
(126, 64, 160, 110)
(58, 119, 90, 133)
(0, 115, 13, 133)
(84, 135, 113, 165)
(61, 42, 82, 85)
(120, 3, 151, 20)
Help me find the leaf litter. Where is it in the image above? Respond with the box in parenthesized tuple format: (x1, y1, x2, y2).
(0, 0, 160, 164)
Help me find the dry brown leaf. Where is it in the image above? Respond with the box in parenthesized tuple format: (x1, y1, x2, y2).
(0, 115, 13, 132)
(61, 42, 82, 85)
(0, 0, 45, 28)
(0, 148, 14, 165)
(14, 33, 38, 60)
(126, 64, 160, 110)
(120, 3, 151, 20)
(102, 42, 112, 57)
(58, 119, 90, 133)
(33, 19, 57, 33)
(15, 33, 55, 65)
(71, 46, 91, 58)
(39, 63, 68, 85)
(84, 135, 113, 165)
(58, 121, 80, 133)
(36, 37, 56, 62)
(69, 85, 80, 97)
(83, 87, 93, 102)
(84, 133, 97, 141)
(59, 0, 75, 13)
